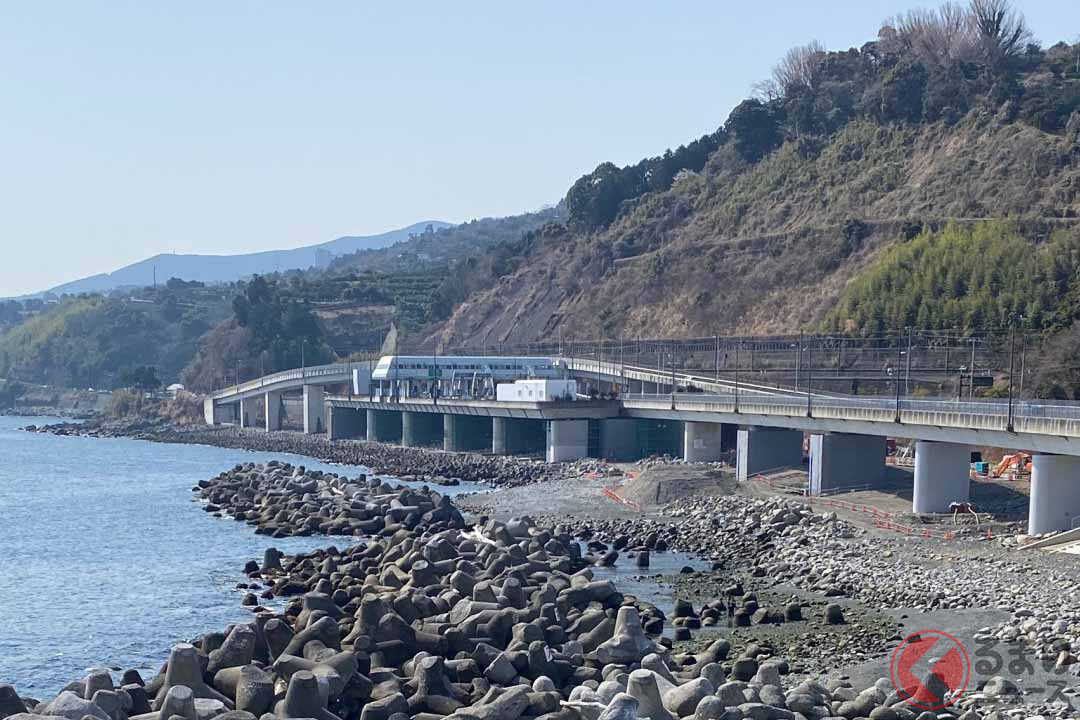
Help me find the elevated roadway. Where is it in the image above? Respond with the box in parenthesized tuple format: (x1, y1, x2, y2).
(203, 355, 1080, 534)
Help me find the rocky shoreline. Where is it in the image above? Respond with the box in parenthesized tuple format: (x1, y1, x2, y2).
(24, 420, 577, 488)
(4, 461, 1076, 720)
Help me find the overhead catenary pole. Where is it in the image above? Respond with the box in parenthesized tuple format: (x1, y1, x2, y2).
(657, 348, 662, 394)
(665, 349, 673, 399)
(795, 332, 803, 391)
(1006, 323, 1016, 431)
(806, 337, 813, 417)
(894, 332, 903, 422)
(597, 339, 603, 397)
(969, 336, 977, 400)
(715, 334, 720, 382)
(619, 337, 626, 394)
(904, 327, 913, 396)
(733, 342, 740, 411)
(1018, 331, 1027, 404)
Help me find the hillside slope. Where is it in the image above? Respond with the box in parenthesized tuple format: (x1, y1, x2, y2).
(329, 209, 561, 276)
(0, 283, 230, 387)
(434, 26, 1080, 348)
(36, 221, 449, 297)
(438, 117, 1080, 346)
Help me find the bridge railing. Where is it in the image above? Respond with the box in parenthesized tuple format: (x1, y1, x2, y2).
(625, 391, 1080, 434)
(210, 363, 350, 400)
(560, 357, 806, 397)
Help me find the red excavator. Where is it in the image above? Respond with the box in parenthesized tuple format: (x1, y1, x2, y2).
(991, 452, 1031, 479)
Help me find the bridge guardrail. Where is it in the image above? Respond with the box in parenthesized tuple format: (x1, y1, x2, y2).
(624, 392, 1080, 438)
(210, 363, 350, 400)
(627, 391, 1080, 421)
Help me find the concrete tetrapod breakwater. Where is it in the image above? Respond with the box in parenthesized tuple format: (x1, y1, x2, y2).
(2, 462, 1032, 720)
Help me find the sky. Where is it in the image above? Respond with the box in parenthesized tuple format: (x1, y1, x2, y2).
(2, 2, 1078, 296)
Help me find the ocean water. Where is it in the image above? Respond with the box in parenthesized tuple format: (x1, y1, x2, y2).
(0, 415, 481, 696)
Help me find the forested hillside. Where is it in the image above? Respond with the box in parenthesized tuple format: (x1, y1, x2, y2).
(824, 221, 1080, 334)
(178, 270, 453, 392)
(0, 280, 230, 387)
(433, 3, 1080, 349)
(329, 209, 562, 276)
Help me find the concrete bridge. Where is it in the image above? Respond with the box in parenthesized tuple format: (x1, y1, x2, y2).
(203, 363, 354, 434)
(201, 356, 802, 433)
(203, 356, 1080, 535)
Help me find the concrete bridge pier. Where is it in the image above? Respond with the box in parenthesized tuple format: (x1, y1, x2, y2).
(912, 441, 970, 513)
(640, 419, 684, 458)
(402, 412, 442, 448)
(204, 397, 221, 425)
(303, 386, 326, 434)
(1029, 454, 1080, 534)
(367, 409, 402, 443)
(328, 406, 366, 440)
(547, 419, 589, 462)
(736, 427, 804, 482)
(444, 415, 492, 452)
(599, 419, 639, 461)
(683, 421, 725, 463)
(492, 417, 511, 455)
(265, 391, 282, 432)
(492, 417, 546, 456)
(239, 396, 259, 429)
(808, 433, 886, 495)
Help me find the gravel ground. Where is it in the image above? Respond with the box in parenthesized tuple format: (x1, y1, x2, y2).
(463, 463, 1080, 716)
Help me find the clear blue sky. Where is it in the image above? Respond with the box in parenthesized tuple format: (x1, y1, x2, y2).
(2, 1, 1077, 296)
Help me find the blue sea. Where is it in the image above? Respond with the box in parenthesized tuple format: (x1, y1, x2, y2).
(0, 415, 705, 697)
(0, 415, 482, 696)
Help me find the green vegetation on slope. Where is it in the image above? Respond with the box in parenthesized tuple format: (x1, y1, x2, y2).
(180, 270, 444, 391)
(329, 209, 562, 275)
(0, 286, 227, 388)
(824, 221, 1080, 334)
(435, 2, 1080, 348)
(182, 276, 332, 392)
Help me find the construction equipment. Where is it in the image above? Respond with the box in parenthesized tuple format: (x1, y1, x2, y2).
(991, 452, 1031, 479)
(892, 444, 914, 467)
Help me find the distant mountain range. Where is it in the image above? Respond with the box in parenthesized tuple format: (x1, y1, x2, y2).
(34, 221, 451, 297)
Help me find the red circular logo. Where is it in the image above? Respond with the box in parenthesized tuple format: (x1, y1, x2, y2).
(889, 630, 970, 710)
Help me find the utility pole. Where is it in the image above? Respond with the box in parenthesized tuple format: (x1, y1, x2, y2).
(671, 350, 676, 397)
(432, 341, 438, 403)
(714, 335, 720, 382)
(656, 349, 662, 394)
(597, 339, 603, 398)
(904, 327, 913, 396)
(795, 332, 803, 391)
(1018, 332, 1027, 404)
(734, 342, 740, 412)
(968, 336, 977, 400)
(894, 332, 902, 422)
(618, 337, 625, 394)
(806, 337, 813, 417)
(1006, 322, 1016, 432)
